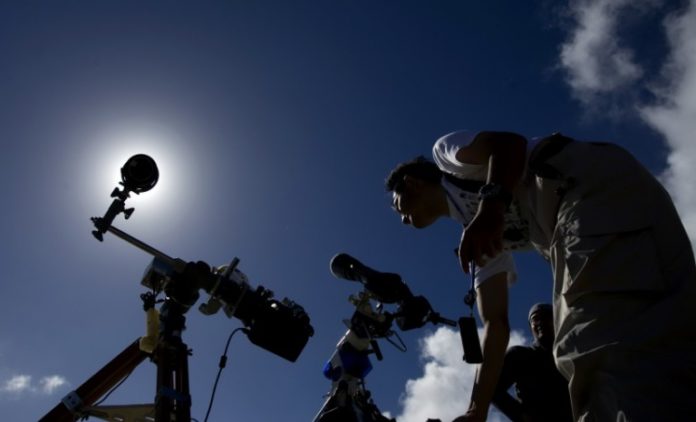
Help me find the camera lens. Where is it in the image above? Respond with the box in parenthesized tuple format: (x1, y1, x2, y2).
(121, 154, 159, 193)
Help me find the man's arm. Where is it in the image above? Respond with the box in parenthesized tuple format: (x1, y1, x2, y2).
(454, 131, 527, 191)
(492, 348, 525, 422)
(453, 272, 510, 422)
(455, 131, 527, 273)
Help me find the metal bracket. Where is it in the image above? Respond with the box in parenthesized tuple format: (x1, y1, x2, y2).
(61, 390, 83, 413)
(82, 404, 155, 422)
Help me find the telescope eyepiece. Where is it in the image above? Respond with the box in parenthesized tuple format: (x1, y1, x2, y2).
(121, 154, 159, 193)
(330, 253, 412, 304)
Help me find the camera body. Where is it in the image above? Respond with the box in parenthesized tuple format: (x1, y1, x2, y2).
(243, 296, 314, 362)
(142, 257, 314, 362)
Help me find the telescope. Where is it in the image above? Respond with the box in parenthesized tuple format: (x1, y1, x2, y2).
(313, 253, 455, 422)
(42, 154, 314, 422)
(329, 253, 453, 331)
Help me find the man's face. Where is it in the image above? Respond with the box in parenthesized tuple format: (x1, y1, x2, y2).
(391, 178, 439, 229)
(530, 311, 554, 344)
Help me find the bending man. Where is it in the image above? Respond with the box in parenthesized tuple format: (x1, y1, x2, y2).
(386, 131, 696, 421)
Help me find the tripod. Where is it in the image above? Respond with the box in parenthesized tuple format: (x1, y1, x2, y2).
(41, 155, 314, 421)
(40, 287, 194, 422)
(41, 216, 207, 422)
(313, 254, 456, 422)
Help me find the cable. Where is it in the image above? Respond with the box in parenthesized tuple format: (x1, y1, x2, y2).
(203, 327, 248, 422)
(385, 330, 407, 352)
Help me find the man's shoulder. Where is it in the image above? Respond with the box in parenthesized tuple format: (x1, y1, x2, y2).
(507, 344, 533, 353)
(505, 344, 535, 362)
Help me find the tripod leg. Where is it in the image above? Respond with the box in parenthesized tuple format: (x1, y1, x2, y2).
(175, 344, 191, 421)
(39, 338, 150, 422)
(155, 299, 193, 422)
(154, 340, 192, 421)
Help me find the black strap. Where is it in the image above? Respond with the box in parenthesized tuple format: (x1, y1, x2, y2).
(452, 249, 477, 313)
(463, 261, 476, 315)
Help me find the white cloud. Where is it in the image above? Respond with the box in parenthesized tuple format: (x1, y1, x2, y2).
(559, 0, 656, 106)
(39, 375, 69, 394)
(559, 0, 696, 246)
(1, 375, 32, 394)
(0, 374, 69, 396)
(638, 0, 696, 244)
(391, 327, 529, 422)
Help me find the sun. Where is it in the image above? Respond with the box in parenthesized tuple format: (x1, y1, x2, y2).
(99, 135, 178, 209)
(82, 125, 197, 227)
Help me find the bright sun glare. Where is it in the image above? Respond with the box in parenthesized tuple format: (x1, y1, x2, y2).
(103, 138, 174, 207)
(87, 127, 193, 218)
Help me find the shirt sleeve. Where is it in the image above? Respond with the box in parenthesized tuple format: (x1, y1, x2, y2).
(432, 130, 487, 180)
(474, 251, 517, 287)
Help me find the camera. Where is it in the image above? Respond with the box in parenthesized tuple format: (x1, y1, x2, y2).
(142, 258, 314, 362)
(120, 154, 159, 194)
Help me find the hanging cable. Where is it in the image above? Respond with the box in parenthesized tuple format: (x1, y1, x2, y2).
(203, 327, 249, 422)
(385, 330, 407, 352)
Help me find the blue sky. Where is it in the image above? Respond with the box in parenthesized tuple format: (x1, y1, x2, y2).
(1, 1, 694, 421)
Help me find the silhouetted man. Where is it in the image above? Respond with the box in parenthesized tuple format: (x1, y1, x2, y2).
(386, 130, 696, 421)
(492, 303, 571, 422)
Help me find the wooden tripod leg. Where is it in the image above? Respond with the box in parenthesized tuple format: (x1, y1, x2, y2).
(39, 338, 150, 422)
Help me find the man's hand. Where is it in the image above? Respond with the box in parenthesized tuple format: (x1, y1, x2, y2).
(458, 199, 506, 273)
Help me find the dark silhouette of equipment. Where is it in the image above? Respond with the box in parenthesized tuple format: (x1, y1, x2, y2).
(313, 253, 455, 422)
(91, 154, 159, 241)
(41, 154, 314, 422)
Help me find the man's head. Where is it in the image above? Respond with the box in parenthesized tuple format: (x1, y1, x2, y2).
(528, 303, 554, 348)
(385, 157, 447, 228)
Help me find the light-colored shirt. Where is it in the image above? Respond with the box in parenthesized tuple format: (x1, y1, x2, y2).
(433, 130, 534, 286)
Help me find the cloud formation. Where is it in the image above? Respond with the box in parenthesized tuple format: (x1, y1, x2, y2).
(559, 0, 649, 104)
(391, 327, 528, 422)
(559, 0, 696, 245)
(1, 375, 32, 394)
(1, 374, 68, 396)
(638, 1, 696, 241)
(39, 375, 69, 394)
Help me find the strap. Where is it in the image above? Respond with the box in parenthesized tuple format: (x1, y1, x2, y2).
(452, 247, 477, 314)
(463, 261, 477, 316)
